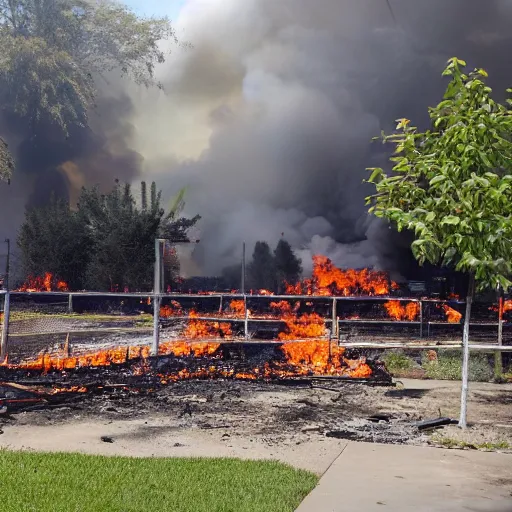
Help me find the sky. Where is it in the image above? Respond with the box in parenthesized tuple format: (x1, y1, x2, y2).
(123, 0, 186, 19)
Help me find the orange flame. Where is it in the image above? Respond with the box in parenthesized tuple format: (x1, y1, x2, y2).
(182, 311, 232, 339)
(18, 273, 69, 292)
(384, 301, 419, 321)
(443, 305, 462, 323)
(270, 301, 326, 340)
(279, 341, 372, 378)
(286, 256, 397, 297)
(228, 300, 246, 317)
(4, 339, 371, 380)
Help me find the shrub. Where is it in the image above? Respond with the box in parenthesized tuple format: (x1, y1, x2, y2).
(422, 350, 493, 382)
(382, 351, 415, 375)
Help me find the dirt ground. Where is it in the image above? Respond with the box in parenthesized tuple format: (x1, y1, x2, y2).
(0, 378, 510, 474)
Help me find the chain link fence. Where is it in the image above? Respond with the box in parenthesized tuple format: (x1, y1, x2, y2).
(0, 292, 510, 369)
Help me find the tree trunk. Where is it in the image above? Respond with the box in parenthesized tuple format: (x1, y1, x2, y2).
(458, 273, 475, 429)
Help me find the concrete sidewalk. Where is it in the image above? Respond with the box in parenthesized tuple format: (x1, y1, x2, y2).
(296, 442, 512, 512)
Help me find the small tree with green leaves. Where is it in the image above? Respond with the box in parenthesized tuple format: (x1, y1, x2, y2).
(366, 58, 512, 427)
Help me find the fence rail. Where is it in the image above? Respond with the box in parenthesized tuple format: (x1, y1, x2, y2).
(0, 290, 510, 365)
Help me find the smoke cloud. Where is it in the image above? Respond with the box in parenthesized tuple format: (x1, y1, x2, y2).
(2, 0, 512, 280)
(127, 0, 512, 279)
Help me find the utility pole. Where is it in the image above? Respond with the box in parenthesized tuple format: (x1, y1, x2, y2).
(1, 238, 10, 361)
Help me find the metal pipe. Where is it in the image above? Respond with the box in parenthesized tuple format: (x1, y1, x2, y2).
(68, 293, 73, 314)
(1, 291, 9, 361)
(459, 274, 475, 429)
(496, 289, 504, 378)
(331, 298, 337, 341)
(152, 239, 163, 357)
(241, 242, 246, 295)
(244, 295, 249, 340)
(6, 290, 467, 304)
(162, 316, 333, 323)
(419, 300, 423, 339)
(1, 239, 10, 361)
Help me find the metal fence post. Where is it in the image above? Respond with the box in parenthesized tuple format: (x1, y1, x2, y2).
(459, 276, 475, 429)
(241, 242, 246, 294)
(419, 300, 423, 339)
(244, 295, 249, 340)
(496, 292, 504, 379)
(1, 291, 10, 361)
(152, 239, 162, 357)
(68, 293, 73, 314)
(331, 298, 338, 341)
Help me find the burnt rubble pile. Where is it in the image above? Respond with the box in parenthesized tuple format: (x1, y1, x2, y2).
(0, 345, 391, 414)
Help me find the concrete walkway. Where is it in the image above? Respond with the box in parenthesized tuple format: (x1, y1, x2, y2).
(296, 442, 512, 512)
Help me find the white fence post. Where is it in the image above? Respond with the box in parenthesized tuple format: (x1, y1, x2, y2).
(152, 239, 163, 357)
(1, 291, 10, 361)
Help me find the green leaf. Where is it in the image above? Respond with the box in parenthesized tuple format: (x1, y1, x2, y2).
(367, 168, 384, 183)
(441, 216, 460, 226)
(429, 175, 446, 186)
(425, 212, 436, 222)
(479, 152, 492, 167)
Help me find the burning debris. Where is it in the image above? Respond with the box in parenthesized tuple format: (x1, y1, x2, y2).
(443, 305, 463, 324)
(285, 256, 399, 297)
(384, 301, 420, 322)
(17, 273, 69, 292)
(0, 340, 375, 382)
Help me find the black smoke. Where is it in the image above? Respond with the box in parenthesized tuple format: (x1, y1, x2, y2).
(3, 0, 512, 281)
(130, 0, 512, 279)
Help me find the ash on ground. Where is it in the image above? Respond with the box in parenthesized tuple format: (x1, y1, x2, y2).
(0, 379, 431, 446)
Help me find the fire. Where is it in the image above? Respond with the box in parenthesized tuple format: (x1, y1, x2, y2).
(158, 341, 221, 358)
(286, 256, 397, 297)
(17, 273, 69, 292)
(256, 289, 274, 296)
(3, 338, 371, 380)
(182, 311, 232, 339)
(443, 305, 462, 323)
(270, 301, 326, 340)
(280, 341, 372, 378)
(504, 300, 512, 313)
(384, 301, 420, 321)
(2, 341, 221, 374)
(160, 301, 184, 318)
(228, 300, 245, 317)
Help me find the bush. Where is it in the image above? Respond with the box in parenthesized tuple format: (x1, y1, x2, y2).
(422, 350, 493, 382)
(382, 351, 415, 375)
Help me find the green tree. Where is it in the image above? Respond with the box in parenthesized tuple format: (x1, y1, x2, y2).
(274, 239, 302, 293)
(79, 181, 163, 291)
(18, 181, 200, 291)
(247, 241, 276, 292)
(0, 138, 14, 181)
(0, 0, 176, 179)
(17, 196, 90, 289)
(366, 58, 512, 427)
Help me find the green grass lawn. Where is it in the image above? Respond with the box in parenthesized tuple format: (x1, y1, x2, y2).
(0, 451, 317, 512)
